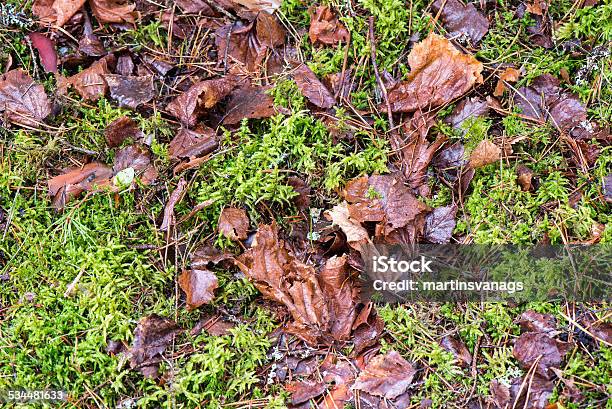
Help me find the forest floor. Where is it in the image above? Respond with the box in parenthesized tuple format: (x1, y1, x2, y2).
(0, 0, 610, 408)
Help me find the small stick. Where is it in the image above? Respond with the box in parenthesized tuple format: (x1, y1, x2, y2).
(368, 17, 394, 130)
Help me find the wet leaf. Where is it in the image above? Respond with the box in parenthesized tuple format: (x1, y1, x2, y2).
(104, 116, 143, 147)
(28, 33, 58, 73)
(286, 380, 326, 405)
(178, 268, 218, 310)
(319, 255, 358, 341)
(103, 75, 155, 109)
(231, 0, 281, 13)
(424, 205, 457, 244)
(32, 0, 86, 27)
(440, 336, 472, 367)
(166, 76, 238, 127)
(516, 165, 534, 191)
(353, 350, 417, 399)
(308, 6, 350, 45)
(127, 315, 181, 378)
(90, 0, 136, 24)
(491, 376, 554, 409)
(222, 84, 276, 125)
(469, 140, 501, 168)
(494, 67, 521, 96)
(513, 332, 570, 378)
(47, 162, 113, 209)
(218, 207, 249, 240)
(113, 144, 158, 185)
(160, 178, 187, 232)
(604, 175, 612, 203)
(444, 97, 489, 131)
(325, 202, 370, 251)
(433, 143, 467, 170)
(168, 126, 218, 159)
(387, 33, 483, 112)
(0, 69, 52, 127)
(517, 310, 557, 334)
(175, 0, 214, 14)
(431, 0, 489, 44)
(57, 54, 115, 101)
(291, 63, 336, 109)
(287, 177, 311, 211)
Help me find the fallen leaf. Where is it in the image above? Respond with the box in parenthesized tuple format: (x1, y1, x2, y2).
(160, 178, 187, 232)
(218, 207, 249, 240)
(387, 33, 483, 112)
(352, 306, 385, 355)
(604, 175, 612, 203)
(287, 177, 311, 211)
(103, 75, 155, 109)
(166, 76, 238, 127)
(89, 0, 136, 24)
(325, 202, 369, 251)
(168, 126, 218, 159)
(433, 143, 467, 170)
(308, 6, 350, 45)
(231, 0, 281, 13)
(286, 380, 326, 405)
(28, 33, 58, 73)
(516, 165, 534, 191)
(32, 0, 86, 27)
(113, 144, 158, 185)
(127, 315, 181, 378)
(222, 84, 276, 125)
(79, 33, 106, 57)
(47, 162, 113, 208)
(57, 54, 115, 101)
(469, 140, 501, 168)
(0, 69, 52, 127)
(491, 376, 554, 409)
(319, 255, 358, 341)
(353, 350, 417, 400)
(440, 336, 472, 367)
(292, 63, 336, 109)
(424, 205, 457, 244)
(178, 268, 218, 310)
(517, 310, 557, 334)
(431, 0, 489, 44)
(494, 67, 521, 96)
(104, 116, 143, 147)
(444, 97, 489, 131)
(513, 332, 571, 378)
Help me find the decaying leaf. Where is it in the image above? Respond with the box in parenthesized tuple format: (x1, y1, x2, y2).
(387, 33, 483, 112)
(47, 162, 113, 209)
(57, 54, 115, 101)
(286, 380, 326, 405)
(604, 175, 612, 203)
(28, 33, 58, 73)
(469, 140, 501, 168)
(444, 97, 489, 131)
(160, 178, 187, 232)
(353, 350, 416, 399)
(104, 116, 143, 147)
(0, 69, 52, 127)
(513, 332, 571, 378)
(168, 126, 218, 159)
(218, 207, 249, 240)
(291, 63, 336, 109)
(231, 0, 281, 13)
(222, 84, 276, 125)
(166, 76, 238, 127)
(89, 0, 136, 24)
(325, 202, 369, 251)
(103, 75, 155, 109)
(319, 255, 358, 341)
(309, 6, 350, 45)
(127, 315, 181, 378)
(517, 310, 557, 334)
(440, 336, 472, 367)
(424, 205, 457, 244)
(491, 376, 554, 409)
(494, 67, 521, 96)
(112, 144, 158, 185)
(516, 165, 534, 191)
(178, 268, 218, 310)
(32, 0, 86, 27)
(431, 0, 489, 44)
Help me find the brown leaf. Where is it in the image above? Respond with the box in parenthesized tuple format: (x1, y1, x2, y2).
(517, 310, 557, 334)
(291, 63, 336, 109)
(47, 162, 113, 209)
(513, 332, 571, 378)
(440, 336, 472, 367)
(286, 380, 326, 405)
(469, 140, 501, 168)
(308, 6, 349, 45)
(516, 165, 534, 191)
(230, 0, 281, 13)
(166, 76, 238, 127)
(178, 268, 218, 310)
(104, 116, 143, 147)
(113, 144, 158, 185)
(433, 143, 467, 170)
(352, 305, 385, 355)
(319, 255, 358, 341)
(445, 97, 489, 131)
(103, 75, 155, 109)
(28, 33, 58, 73)
(222, 84, 276, 125)
(168, 126, 218, 159)
(325, 203, 370, 251)
(0, 69, 52, 127)
(494, 67, 521, 96)
(218, 207, 249, 240)
(175, 0, 214, 14)
(431, 0, 489, 44)
(353, 350, 416, 399)
(160, 178, 187, 232)
(424, 205, 457, 244)
(491, 376, 554, 409)
(387, 33, 483, 112)
(79, 33, 106, 57)
(127, 315, 181, 378)
(32, 0, 86, 27)
(287, 177, 311, 211)
(57, 54, 115, 101)
(89, 0, 136, 24)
